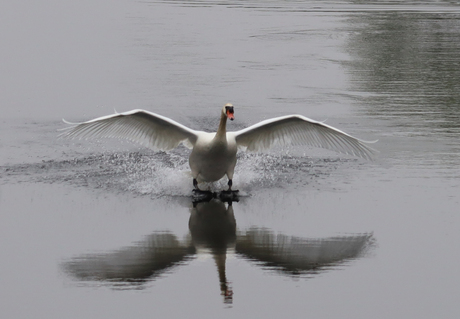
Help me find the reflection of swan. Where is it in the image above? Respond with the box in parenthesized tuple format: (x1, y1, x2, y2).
(63, 199, 374, 303)
(189, 200, 236, 303)
(60, 104, 377, 190)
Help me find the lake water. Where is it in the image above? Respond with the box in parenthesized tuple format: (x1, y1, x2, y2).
(1, 1, 459, 318)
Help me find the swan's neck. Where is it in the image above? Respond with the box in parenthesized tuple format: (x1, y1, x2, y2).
(215, 112, 228, 141)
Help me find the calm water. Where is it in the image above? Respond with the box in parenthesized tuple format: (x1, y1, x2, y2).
(1, 1, 459, 318)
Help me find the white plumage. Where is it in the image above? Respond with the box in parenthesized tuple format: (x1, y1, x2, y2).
(60, 103, 377, 190)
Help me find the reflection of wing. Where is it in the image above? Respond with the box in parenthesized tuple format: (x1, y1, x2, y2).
(63, 232, 194, 287)
(235, 228, 374, 275)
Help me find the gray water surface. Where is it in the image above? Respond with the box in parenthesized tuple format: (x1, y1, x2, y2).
(1, 1, 459, 318)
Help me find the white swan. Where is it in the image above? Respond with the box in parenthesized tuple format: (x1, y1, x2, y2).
(60, 103, 377, 190)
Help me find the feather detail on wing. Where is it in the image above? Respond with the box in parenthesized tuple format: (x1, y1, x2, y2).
(233, 115, 378, 160)
(59, 109, 199, 150)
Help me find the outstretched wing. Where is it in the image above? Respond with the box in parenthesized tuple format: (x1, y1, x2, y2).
(59, 109, 199, 150)
(233, 115, 377, 160)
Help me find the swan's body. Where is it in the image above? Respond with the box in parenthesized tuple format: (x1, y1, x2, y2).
(60, 103, 377, 190)
(189, 132, 237, 186)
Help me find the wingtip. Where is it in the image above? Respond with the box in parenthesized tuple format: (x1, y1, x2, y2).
(62, 118, 78, 125)
(365, 139, 379, 144)
(58, 118, 80, 133)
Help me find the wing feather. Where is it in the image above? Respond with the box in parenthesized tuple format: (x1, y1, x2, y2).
(233, 115, 378, 160)
(59, 109, 199, 150)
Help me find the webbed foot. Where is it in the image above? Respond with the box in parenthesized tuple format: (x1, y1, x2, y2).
(219, 189, 239, 202)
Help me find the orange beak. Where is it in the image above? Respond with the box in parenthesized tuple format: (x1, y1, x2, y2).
(227, 110, 234, 121)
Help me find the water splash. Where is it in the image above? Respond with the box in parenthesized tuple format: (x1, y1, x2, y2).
(1, 149, 349, 197)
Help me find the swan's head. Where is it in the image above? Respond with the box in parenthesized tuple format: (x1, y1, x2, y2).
(223, 103, 234, 121)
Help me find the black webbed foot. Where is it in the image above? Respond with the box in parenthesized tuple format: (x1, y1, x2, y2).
(223, 178, 238, 194)
(192, 189, 216, 202)
(219, 190, 239, 202)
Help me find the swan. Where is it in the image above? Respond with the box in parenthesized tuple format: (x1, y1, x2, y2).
(60, 103, 377, 191)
